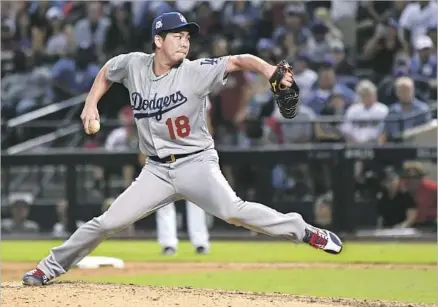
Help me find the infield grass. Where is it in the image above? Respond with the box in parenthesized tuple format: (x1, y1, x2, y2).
(1, 240, 436, 264)
(1, 240, 436, 304)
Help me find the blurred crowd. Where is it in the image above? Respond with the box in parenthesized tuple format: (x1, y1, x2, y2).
(1, 1, 437, 234)
(2, 1, 437, 137)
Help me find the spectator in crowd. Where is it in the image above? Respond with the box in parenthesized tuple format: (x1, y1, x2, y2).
(399, 0, 438, 46)
(103, 2, 136, 59)
(363, 17, 408, 83)
(376, 168, 417, 229)
(314, 91, 348, 147)
(1, 194, 40, 234)
(209, 1, 254, 54)
(306, 20, 341, 65)
(52, 199, 85, 238)
(44, 6, 74, 60)
(221, 1, 260, 36)
(74, 2, 110, 63)
(13, 7, 33, 52)
(381, 76, 431, 142)
(361, 1, 400, 25)
(341, 80, 389, 144)
(1, 1, 18, 34)
(190, 2, 221, 41)
(313, 7, 343, 43)
(293, 53, 317, 103)
(273, 3, 310, 57)
(50, 45, 99, 102)
(329, 41, 354, 76)
(28, 0, 52, 53)
(253, 2, 275, 40)
(401, 162, 437, 230)
(329, 0, 359, 54)
(410, 35, 437, 97)
(304, 62, 356, 115)
(1, 51, 51, 116)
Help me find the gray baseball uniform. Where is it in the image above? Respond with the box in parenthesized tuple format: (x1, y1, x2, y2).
(38, 52, 308, 279)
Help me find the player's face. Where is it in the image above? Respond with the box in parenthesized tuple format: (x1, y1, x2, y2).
(162, 31, 191, 63)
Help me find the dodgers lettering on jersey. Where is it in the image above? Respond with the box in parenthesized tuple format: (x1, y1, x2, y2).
(106, 52, 230, 158)
(131, 91, 188, 121)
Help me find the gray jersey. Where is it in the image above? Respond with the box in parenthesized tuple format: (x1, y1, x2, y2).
(106, 52, 229, 157)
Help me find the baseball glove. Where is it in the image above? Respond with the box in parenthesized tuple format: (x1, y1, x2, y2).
(269, 60, 300, 119)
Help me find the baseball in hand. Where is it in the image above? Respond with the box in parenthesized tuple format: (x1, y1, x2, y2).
(88, 119, 100, 134)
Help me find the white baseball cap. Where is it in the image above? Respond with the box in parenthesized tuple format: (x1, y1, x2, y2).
(414, 36, 433, 50)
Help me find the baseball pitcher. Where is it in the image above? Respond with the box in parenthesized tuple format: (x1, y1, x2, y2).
(23, 12, 343, 286)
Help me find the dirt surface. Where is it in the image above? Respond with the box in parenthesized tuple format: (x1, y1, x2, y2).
(1, 262, 434, 307)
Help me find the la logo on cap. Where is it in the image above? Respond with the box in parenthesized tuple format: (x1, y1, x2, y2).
(178, 13, 186, 23)
(156, 20, 163, 29)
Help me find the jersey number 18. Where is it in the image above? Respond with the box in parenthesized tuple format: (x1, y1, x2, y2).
(165, 116, 191, 139)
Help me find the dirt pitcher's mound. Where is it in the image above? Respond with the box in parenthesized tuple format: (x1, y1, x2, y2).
(1, 281, 432, 307)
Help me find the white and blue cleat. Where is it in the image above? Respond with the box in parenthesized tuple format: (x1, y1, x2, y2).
(303, 226, 343, 255)
(22, 268, 50, 286)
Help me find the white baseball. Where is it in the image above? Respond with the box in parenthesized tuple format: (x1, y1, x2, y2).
(88, 119, 100, 134)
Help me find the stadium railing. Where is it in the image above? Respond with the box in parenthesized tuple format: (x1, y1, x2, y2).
(3, 93, 88, 149)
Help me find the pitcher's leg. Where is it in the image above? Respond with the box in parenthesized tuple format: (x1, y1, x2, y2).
(27, 166, 175, 284)
(156, 202, 178, 252)
(177, 154, 307, 240)
(186, 200, 210, 251)
(176, 150, 342, 254)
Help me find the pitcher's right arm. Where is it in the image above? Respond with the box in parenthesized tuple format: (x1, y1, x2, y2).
(81, 52, 145, 134)
(81, 62, 112, 134)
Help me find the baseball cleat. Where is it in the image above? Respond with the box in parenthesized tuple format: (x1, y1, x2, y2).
(22, 268, 50, 286)
(303, 226, 343, 254)
(162, 247, 176, 256)
(195, 246, 208, 255)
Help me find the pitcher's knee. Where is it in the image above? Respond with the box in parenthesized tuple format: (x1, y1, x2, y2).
(221, 200, 246, 226)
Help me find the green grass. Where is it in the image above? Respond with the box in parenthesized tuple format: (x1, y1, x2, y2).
(1, 240, 436, 264)
(68, 268, 436, 303)
(2, 240, 436, 304)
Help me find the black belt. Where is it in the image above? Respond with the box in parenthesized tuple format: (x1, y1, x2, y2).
(148, 150, 204, 163)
